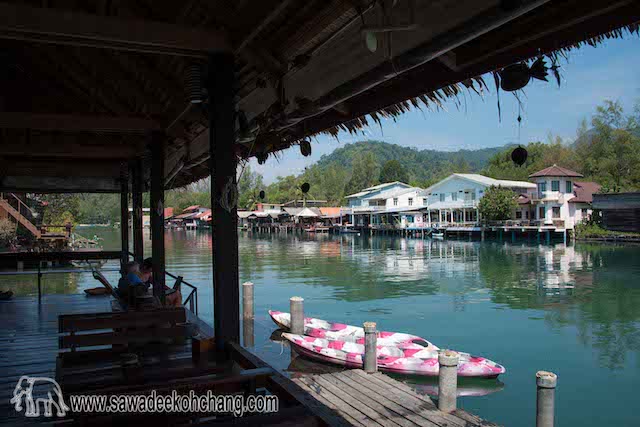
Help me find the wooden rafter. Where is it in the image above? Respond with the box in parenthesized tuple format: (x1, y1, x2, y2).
(0, 113, 161, 132)
(0, 2, 230, 57)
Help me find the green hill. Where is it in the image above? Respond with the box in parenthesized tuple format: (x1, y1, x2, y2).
(314, 140, 508, 185)
(263, 140, 510, 205)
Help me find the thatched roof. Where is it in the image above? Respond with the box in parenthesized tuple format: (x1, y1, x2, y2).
(0, 0, 638, 192)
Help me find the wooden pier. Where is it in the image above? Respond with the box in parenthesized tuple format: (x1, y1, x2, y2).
(293, 369, 497, 427)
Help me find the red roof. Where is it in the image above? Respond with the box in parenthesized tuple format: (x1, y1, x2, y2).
(529, 165, 583, 178)
(182, 205, 201, 212)
(164, 207, 174, 218)
(569, 181, 601, 203)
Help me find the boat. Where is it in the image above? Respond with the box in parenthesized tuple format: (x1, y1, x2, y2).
(432, 232, 444, 240)
(282, 333, 505, 378)
(269, 310, 437, 349)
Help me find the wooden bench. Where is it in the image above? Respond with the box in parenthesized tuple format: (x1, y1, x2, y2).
(56, 307, 194, 375)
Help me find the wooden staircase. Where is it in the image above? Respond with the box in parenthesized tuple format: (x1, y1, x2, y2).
(0, 195, 41, 238)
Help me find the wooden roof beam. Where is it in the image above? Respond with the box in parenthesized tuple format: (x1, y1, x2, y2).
(0, 113, 161, 132)
(0, 2, 230, 57)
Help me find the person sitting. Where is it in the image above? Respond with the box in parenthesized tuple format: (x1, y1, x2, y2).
(140, 258, 183, 307)
(117, 261, 149, 304)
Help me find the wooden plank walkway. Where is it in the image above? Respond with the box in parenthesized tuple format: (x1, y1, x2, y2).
(293, 370, 499, 427)
(0, 294, 112, 425)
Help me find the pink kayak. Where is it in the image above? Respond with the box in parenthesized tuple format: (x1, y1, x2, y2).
(282, 333, 506, 378)
(269, 310, 438, 351)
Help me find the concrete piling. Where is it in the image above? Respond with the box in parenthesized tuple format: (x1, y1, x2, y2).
(437, 350, 459, 412)
(242, 282, 254, 347)
(536, 371, 557, 427)
(363, 322, 378, 373)
(290, 296, 304, 335)
(16, 260, 24, 271)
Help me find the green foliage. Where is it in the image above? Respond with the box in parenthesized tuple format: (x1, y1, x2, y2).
(346, 151, 380, 195)
(237, 165, 265, 210)
(0, 218, 16, 249)
(477, 186, 518, 221)
(483, 100, 640, 191)
(379, 159, 409, 183)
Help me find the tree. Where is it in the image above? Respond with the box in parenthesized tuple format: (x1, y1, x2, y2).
(345, 151, 380, 194)
(477, 186, 517, 222)
(379, 159, 409, 183)
(237, 165, 265, 209)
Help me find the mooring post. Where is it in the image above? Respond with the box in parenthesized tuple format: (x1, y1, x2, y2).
(437, 350, 459, 412)
(481, 228, 485, 241)
(536, 371, 557, 427)
(290, 296, 304, 335)
(363, 321, 378, 373)
(242, 282, 254, 347)
(16, 260, 24, 271)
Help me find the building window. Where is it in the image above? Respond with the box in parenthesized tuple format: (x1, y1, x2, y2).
(582, 208, 589, 216)
(516, 211, 522, 219)
(408, 198, 413, 206)
(422, 198, 428, 205)
(539, 207, 546, 219)
(440, 193, 445, 202)
(538, 182, 547, 194)
(525, 210, 529, 219)
(566, 180, 573, 193)
(551, 181, 560, 192)
(471, 191, 476, 200)
(393, 198, 398, 206)
(451, 192, 457, 201)
(553, 207, 561, 218)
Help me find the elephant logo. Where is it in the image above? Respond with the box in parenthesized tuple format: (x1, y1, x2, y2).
(10, 376, 70, 418)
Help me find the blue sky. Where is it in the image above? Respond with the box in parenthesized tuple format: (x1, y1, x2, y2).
(251, 37, 640, 183)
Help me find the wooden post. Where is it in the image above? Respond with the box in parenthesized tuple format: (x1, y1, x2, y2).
(149, 131, 166, 304)
(536, 371, 557, 427)
(131, 159, 144, 264)
(437, 350, 459, 412)
(208, 52, 240, 352)
(363, 322, 377, 373)
(16, 260, 23, 271)
(290, 296, 304, 335)
(37, 262, 42, 303)
(119, 170, 129, 273)
(242, 282, 254, 347)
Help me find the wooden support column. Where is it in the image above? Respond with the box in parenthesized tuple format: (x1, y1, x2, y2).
(208, 52, 240, 353)
(131, 159, 144, 263)
(119, 169, 129, 273)
(149, 132, 166, 304)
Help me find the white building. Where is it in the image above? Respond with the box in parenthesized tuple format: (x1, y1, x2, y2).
(422, 174, 536, 226)
(345, 181, 415, 227)
(526, 165, 600, 229)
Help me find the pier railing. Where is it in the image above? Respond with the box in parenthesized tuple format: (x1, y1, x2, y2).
(165, 270, 198, 315)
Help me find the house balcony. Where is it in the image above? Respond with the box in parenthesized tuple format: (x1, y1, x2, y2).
(352, 205, 385, 213)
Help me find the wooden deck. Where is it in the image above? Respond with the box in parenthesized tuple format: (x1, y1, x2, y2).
(293, 370, 498, 427)
(0, 294, 111, 424)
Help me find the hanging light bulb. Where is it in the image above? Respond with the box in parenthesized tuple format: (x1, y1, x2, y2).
(259, 190, 266, 200)
(300, 183, 310, 194)
(299, 140, 312, 157)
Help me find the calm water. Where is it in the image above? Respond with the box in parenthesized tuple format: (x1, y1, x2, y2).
(4, 227, 640, 426)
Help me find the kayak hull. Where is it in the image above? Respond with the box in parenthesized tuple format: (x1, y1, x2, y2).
(269, 310, 438, 350)
(283, 333, 505, 378)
